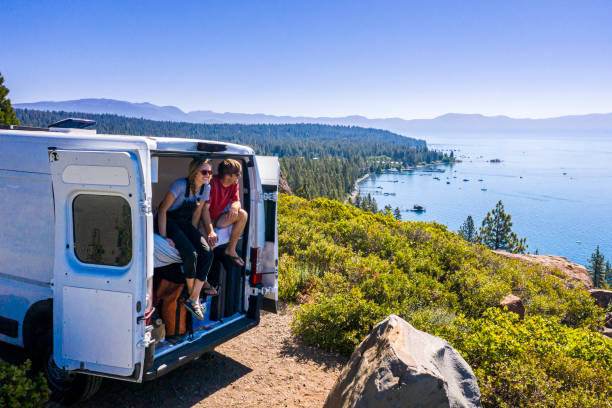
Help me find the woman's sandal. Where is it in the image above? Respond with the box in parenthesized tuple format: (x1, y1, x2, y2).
(184, 298, 204, 320)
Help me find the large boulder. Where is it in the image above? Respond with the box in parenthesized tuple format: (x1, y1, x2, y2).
(493, 251, 593, 289)
(499, 294, 525, 319)
(605, 312, 612, 329)
(588, 289, 612, 309)
(324, 315, 482, 408)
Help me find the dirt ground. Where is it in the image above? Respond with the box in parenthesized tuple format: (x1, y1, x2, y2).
(68, 304, 346, 408)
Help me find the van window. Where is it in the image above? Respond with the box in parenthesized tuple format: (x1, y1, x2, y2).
(72, 194, 132, 266)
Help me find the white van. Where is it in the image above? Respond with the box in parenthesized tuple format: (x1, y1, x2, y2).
(0, 119, 279, 404)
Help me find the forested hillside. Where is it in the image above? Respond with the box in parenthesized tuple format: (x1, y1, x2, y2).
(16, 109, 445, 200)
(278, 195, 612, 407)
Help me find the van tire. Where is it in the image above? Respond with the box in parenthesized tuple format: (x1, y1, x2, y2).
(36, 330, 102, 405)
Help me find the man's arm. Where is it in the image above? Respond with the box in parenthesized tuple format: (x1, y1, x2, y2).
(201, 203, 218, 247)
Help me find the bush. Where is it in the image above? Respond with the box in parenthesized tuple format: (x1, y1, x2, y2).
(0, 360, 49, 408)
(435, 308, 612, 408)
(278, 195, 610, 407)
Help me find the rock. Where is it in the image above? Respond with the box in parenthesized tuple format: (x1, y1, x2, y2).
(588, 289, 612, 309)
(602, 328, 612, 339)
(605, 312, 612, 329)
(279, 170, 292, 195)
(493, 251, 593, 289)
(323, 315, 482, 408)
(499, 294, 525, 319)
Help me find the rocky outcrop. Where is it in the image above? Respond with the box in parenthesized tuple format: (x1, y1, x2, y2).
(324, 315, 482, 408)
(499, 294, 525, 319)
(493, 251, 593, 289)
(588, 289, 612, 309)
(605, 312, 612, 328)
(279, 170, 292, 195)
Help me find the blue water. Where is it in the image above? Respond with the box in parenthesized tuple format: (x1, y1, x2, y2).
(358, 132, 612, 264)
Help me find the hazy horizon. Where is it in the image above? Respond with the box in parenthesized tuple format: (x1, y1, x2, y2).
(13, 98, 612, 121)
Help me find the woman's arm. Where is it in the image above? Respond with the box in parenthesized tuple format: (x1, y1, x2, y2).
(158, 191, 176, 246)
(191, 201, 204, 228)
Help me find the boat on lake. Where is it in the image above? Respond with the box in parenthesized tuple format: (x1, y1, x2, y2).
(407, 204, 426, 212)
(463, 179, 469, 182)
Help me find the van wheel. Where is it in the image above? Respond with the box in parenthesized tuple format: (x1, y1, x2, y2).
(37, 330, 102, 405)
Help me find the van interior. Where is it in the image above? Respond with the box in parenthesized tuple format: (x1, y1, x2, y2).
(150, 155, 250, 356)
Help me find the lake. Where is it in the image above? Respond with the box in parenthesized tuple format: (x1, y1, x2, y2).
(358, 132, 612, 265)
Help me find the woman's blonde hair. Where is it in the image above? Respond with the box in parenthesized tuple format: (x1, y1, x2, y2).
(187, 158, 211, 194)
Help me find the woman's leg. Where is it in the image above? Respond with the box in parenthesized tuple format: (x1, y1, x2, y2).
(166, 222, 198, 293)
(182, 223, 214, 300)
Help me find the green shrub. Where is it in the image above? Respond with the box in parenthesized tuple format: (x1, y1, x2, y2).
(292, 288, 389, 354)
(278, 195, 610, 407)
(278, 254, 318, 302)
(435, 308, 612, 408)
(0, 360, 49, 408)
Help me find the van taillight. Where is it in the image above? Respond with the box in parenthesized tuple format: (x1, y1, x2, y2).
(249, 247, 263, 285)
(145, 276, 154, 324)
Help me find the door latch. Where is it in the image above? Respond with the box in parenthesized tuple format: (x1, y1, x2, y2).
(262, 192, 278, 202)
(248, 286, 276, 296)
(139, 198, 152, 215)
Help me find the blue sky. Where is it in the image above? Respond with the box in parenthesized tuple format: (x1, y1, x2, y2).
(1, 0, 611, 118)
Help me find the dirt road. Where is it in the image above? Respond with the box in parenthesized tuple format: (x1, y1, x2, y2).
(76, 304, 346, 407)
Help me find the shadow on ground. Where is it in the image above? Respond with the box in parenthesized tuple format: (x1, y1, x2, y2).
(279, 337, 347, 372)
(0, 343, 251, 408)
(72, 351, 251, 408)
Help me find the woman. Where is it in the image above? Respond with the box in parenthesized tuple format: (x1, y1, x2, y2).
(158, 158, 217, 320)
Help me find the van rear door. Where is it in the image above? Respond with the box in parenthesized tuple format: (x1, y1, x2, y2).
(255, 156, 279, 313)
(49, 149, 148, 380)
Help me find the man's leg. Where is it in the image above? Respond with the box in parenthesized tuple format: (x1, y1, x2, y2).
(216, 209, 248, 265)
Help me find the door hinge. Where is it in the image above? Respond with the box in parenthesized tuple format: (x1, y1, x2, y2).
(137, 329, 154, 349)
(139, 198, 152, 215)
(262, 192, 278, 202)
(248, 286, 276, 296)
(48, 150, 59, 162)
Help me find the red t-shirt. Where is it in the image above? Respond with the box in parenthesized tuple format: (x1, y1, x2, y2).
(207, 176, 240, 221)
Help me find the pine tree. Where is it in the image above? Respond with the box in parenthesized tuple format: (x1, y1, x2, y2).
(458, 215, 478, 243)
(587, 246, 606, 288)
(393, 207, 402, 220)
(479, 200, 527, 253)
(605, 261, 612, 288)
(0, 72, 19, 125)
(383, 204, 393, 216)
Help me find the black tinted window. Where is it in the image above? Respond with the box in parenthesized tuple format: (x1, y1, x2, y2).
(73, 194, 132, 266)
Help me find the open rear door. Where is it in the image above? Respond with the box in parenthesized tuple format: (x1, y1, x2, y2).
(255, 156, 279, 313)
(49, 149, 148, 379)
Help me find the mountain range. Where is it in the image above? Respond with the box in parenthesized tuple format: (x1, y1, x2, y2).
(14, 98, 612, 134)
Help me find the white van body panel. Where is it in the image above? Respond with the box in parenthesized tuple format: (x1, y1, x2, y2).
(50, 149, 148, 376)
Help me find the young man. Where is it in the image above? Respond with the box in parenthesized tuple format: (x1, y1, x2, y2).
(202, 159, 248, 266)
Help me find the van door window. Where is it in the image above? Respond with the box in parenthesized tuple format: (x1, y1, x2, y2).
(72, 194, 132, 266)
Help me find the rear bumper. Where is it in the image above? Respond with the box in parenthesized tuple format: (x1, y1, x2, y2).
(143, 314, 258, 381)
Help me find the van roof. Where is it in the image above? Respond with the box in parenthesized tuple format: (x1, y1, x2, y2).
(0, 128, 255, 156)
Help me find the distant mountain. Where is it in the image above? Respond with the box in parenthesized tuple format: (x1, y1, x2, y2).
(14, 98, 612, 134)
